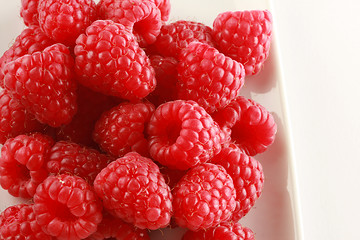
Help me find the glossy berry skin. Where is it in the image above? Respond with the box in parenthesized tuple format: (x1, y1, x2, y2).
(150, 0, 171, 22)
(86, 212, 150, 240)
(74, 20, 156, 101)
(97, 0, 162, 47)
(0, 133, 54, 198)
(177, 42, 245, 113)
(148, 100, 222, 170)
(147, 55, 178, 106)
(20, 0, 39, 26)
(33, 174, 102, 240)
(0, 204, 53, 240)
(213, 96, 277, 156)
(0, 26, 55, 88)
(38, 0, 97, 46)
(0, 90, 43, 144)
(3, 43, 78, 127)
(173, 163, 236, 231)
(213, 10, 273, 75)
(94, 152, 172, 230)
(211, 143, 264, 221)
(47, 141, 111, 184)
(153, 20, 216, 59)
(182, 221, 255, 240)
(93, 102, 155, 158)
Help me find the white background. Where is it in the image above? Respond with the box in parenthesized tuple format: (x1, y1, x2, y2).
(1, 0, 360, 239)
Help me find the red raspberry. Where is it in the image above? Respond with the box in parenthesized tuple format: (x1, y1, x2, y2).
(74, 20, 156, 100)
(86, 211, 150, 240)
(213, 96, 277, 156)
(97, 0, 162, 47)
(147, 100, 222, 170)
(211, 143, 264, 221)
(182, 221, 255, 240)
(20, 0, 39, 26)
(213, 10, 273, 76)
(147, 55, 178, 106)
(33, 174, 102, 240)
(0, 26, 55, 88)
(177, 42, 245, 113)
(150, 0, 171, 22)
(93, 102, 155, 158)
(173, 163, 236, 231)
(0, 133, 54, 198)
(56, 86, 117, 148)
(153, 20, 216, 58)
(94, 152, 172, 230)
(0, 204, 52, 240)
(46, 141, 112, 184)
(38, 0, 97, 46)
(0, 90, 44, 144)
(3, 43, 78, 127)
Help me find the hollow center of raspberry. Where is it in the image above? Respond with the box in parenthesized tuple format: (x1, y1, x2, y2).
(231, 122, 252, 145)
(165, 121, 182, 144)
(16, 164, 30, 181)
(48, 201, 76, 221)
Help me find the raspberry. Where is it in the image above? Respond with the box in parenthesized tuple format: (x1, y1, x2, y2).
(94, 152, 172, 230)
(177, 42, 245, 113)
(74, 20, 156, 100)
(213, 96, 277, 156)
(0, 204, 52, 240)
(213, 10, 273, 76)
(97, 0, 162, 47)
(38, 0, 97, 46)
(153, 20, 216, 58)
(0, 26, 55, 88)
(147, 100, 222, 170)
(46, 141, 112, 184)
(0, 133, 54, 198)
(33, 174, 102, 240)
(3, 43, 78, 127)
(150, 0, 171, 22)
(86, 211, 150, 240)
(147, 55, 178, 106)
(56, 86, 117, 147)
(211, 143, 264, 221)
(93, 102, 155, 158)
(20, 0, 39, 26)
(182, 221, 255, 240)
(172, 163, 236, 231)
(0, 90, 44, 144)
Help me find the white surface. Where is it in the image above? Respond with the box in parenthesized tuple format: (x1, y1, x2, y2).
(4, 0, 358, 239)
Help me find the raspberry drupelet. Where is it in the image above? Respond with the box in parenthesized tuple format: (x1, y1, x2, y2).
(213, 96, 277, 156)
(172, 163, 236, 231)
(94, 152, 172, 230)
(147, 100, 222, 170)
(213, 10, 273, 76)
(0, 133, 54, 198)
(74, 20, 156, 101)
(20, 0, 39, 26)
(93, 101, 155, 158)
(177, 42, 245, 113)
(33, 174, 103, 240)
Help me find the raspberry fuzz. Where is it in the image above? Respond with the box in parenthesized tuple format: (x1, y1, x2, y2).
(93, 102, 155, 158)
(94, 152, 172, 230)
(0, 204, 52, 240)
(0, 133, 54, 198)
(213, 96, 277, 156)
(3, 43, 78, 127)
(33, 174, 102, 240)
(148, 100, 222, 170)
(74, 20, 156, 100)
(173, 163, 236, 231)
(213, 10, 273, 75)
(211, 143, 264, 221)
(177, 42, 245, 113)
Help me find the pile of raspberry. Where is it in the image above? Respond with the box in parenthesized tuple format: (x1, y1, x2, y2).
(0, 0, 276, 239)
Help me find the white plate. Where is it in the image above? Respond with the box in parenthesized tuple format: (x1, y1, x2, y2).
(0, 1, 303, 239)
